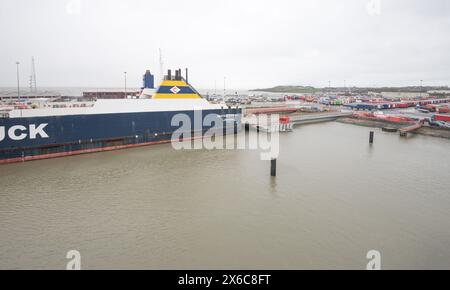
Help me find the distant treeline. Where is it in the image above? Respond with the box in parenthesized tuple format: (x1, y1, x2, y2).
(251, 85, 450, 94)
(250, 86, 319, 94)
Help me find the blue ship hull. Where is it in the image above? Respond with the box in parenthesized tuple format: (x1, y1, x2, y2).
(0, 108, 241, 164)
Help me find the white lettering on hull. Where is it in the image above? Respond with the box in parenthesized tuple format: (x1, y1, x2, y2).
(0, 123, 49, 142)
(30, 124, 49, 139)
(8, 125, 27, 141)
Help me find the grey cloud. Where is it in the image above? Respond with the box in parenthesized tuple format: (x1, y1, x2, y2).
(0, 0, 449, 89)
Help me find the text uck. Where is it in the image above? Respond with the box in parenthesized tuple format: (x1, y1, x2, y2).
(0, 123, 49, 141)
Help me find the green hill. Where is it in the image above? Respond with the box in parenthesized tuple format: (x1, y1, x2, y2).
(250, 86, 320, 94)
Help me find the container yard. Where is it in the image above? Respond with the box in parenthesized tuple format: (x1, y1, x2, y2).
(233, 90, 450, 139)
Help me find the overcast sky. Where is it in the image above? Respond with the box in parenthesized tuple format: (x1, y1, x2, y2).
(1, 0, 450, 89)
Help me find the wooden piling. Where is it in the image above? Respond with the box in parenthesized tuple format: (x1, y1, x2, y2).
(271, 159, 277, 177)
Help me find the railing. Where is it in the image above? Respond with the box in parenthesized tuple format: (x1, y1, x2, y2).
(0, 112, 10, 118)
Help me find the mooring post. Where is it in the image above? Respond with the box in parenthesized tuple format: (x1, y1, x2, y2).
(369, 131, 374, 144)
(271, 159, 277, 177)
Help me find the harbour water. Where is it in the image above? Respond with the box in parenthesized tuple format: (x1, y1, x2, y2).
(1, 122, 449, 269)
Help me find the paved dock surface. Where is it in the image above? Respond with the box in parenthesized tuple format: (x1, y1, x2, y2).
(289, 112, 353, 125)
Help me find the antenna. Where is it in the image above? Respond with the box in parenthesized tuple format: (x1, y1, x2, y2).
(30, 56, 37, 92)
(29, 76, 33, 92)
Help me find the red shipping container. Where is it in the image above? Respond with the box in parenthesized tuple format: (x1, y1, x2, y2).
(435, 114, 450, 122)
(279, 116, 290, 124)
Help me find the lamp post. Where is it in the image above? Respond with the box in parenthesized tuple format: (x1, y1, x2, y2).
(223, 76, 226, 97)
(16, 61, 20, 101)
(124, 72, 127, 99)
(420, 80, 423, 98)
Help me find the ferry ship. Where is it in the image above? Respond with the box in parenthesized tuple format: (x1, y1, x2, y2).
(0, 69, 241, 164)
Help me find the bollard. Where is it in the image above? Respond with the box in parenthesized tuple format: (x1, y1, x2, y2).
(223, 121, 227, 137)
(369, 131, 374, 144)
(245, 123, 250, 132)
(271, 159, 277, 177)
